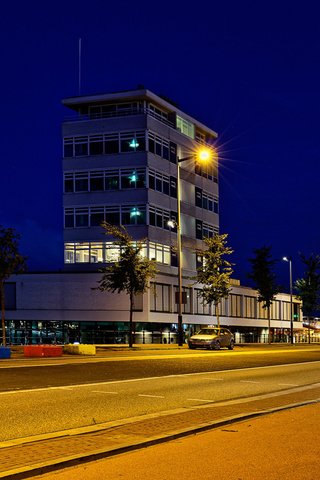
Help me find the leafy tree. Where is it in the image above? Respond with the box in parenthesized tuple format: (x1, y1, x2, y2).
(248, 246, 280, 343)
(295, 253, 320, 343)
(195, 233, 234, 328)
(95, 223, 157, 348)
(0, 226, 26, 346)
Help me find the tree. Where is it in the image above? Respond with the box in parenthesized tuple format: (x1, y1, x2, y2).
(248, 246, 280, 343)
(0, 226, 26, 346)
(295, 253, 320, 343)
(195, 233, 234, 328)
(95, 223, 157, 347)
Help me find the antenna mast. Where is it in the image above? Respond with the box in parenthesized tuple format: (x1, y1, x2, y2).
(78, 38, 82, 95)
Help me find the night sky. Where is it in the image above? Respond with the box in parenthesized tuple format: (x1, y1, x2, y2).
(1, 1, 319, 290)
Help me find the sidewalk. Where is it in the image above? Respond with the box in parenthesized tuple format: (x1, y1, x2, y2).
(0, 383, 319, 479)
(32, 402, 320, 480)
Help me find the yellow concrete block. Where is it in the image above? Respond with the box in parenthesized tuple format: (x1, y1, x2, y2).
(63, 344, 96, 355)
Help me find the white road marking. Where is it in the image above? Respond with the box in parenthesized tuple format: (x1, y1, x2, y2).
(201, 377, 224, 381)
(92, 391, 119, 394)
(138, 394, 165, 398)
(278, 383, 299, 387)
(187, 398, 213, 402)
(240, 381, 261, 384)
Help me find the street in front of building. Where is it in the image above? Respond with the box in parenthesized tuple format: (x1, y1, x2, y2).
(0, 345, 319, 478)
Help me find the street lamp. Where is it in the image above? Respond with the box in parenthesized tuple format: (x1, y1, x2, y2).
(170, 146, 216, 347)
(282, 256, 294, 344)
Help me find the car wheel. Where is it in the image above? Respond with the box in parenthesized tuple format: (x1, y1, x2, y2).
(188, 344, 195, 349)
(228, 340, 234, 350)
(214, 340, 221, 350)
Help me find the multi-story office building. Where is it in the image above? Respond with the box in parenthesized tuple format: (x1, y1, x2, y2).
(3, 88, 306, 345)
(62, 88, 219, 277)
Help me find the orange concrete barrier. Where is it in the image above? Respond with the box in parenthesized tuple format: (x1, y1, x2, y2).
(23, 345, 63, 357)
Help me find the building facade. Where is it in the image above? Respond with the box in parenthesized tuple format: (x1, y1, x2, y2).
(3, 88, 310, 344)
(62, 88, 219, 276)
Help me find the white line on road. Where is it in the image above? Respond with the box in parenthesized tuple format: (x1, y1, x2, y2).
(201, 377, 224, 381)
(187, 398, 213, 402)
(138, 394, 165, 398)
(278, 383, 299, 387)
(92, 391, 119, 394)
(240, 381, 261, 384)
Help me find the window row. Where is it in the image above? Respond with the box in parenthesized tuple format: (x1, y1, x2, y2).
(148, 169, 177, 197)
(63, 131, 146, 158)
(148, 132, 177, 163)
(64, 167, 179, 198)
(64, 205, 217, 240)
(195, 161, 218, 183)
(196, 220, 219, 240)
(64, 241, 172, 266)
(64, 168, 146, 193)
(149, 206, 177, 230)
(195, 187, 219, 214)
(151, 285, 301, 321)
(88, 102, 143, 119)
(64, 205, 146, 228)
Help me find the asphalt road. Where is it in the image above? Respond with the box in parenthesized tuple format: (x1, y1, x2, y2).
(0, 347, 319, 443)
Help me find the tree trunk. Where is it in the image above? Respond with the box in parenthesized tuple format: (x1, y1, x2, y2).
(129, 292, 134, 348)
(308, 316, 311, 344)
(0, 282, 6, 347)
(216, 302, 220, 328)
(267, 306, 271, 344)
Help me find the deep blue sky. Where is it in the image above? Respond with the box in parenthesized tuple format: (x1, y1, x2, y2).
(1, 0, 319, 290)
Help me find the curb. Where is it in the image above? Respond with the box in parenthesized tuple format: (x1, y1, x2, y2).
(1, 398, 319, 480)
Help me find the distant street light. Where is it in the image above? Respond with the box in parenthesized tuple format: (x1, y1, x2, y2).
(171, 147, 216, 347)
(282, 256, 294, 344)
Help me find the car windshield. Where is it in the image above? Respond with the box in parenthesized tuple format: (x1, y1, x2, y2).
(197, 329, 220, 336)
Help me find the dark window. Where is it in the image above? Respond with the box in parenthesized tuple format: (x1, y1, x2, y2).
(163, 143, 169, 160)
(149, 210, 156, 226)
(163, 178, 170, 195)
(149, 136, 155, 153)
(74, 138, 88, 156)
(170, 177, 177, 198)
(196, 220, 203, 239)
(156, 211, 162, 228)
(155, 140, 162, 156)
(169, 142, 177, 164)
(90, 173, 104, 191)
(149, 172, 155, 190)
(64, 211, 74, 228)
(214, 200, 219, 214)
(105, 173, 119, 190)
(90, 210, 104, 227)
(64, 144, 73, 158)
(75, 176, 88, 192)
(105, 136, 119, 154)
(89, 138, 104, 155)
(195, 187, 202, 207)
(171, 249, 178, 267)
(64, 177, 74, 193)
(105, 209, 120, 225)
(75, 210, 89, 227)
(155, 176, 162, 192)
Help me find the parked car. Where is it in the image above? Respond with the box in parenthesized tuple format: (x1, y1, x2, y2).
(188, 327, 234, 350)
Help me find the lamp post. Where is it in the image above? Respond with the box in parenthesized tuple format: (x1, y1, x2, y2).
(283, 256, 294, 344)
(169, 148, 214, 347)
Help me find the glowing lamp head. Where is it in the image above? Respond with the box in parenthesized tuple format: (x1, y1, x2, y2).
(167, 220, 176, 228)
